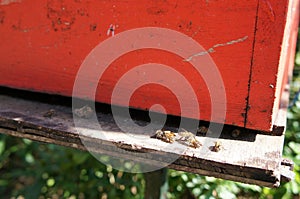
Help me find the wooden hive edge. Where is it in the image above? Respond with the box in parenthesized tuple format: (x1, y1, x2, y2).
(0, 87, 293, 187)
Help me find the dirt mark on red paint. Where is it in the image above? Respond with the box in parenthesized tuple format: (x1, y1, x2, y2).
(46, 0, 76, 32)
(0, 10, 5, 24)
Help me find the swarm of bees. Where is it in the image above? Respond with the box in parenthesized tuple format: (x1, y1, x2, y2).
(151, 128, 202, 149)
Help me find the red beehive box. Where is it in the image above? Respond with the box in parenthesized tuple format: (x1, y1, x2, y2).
(0, 0, 299, 133)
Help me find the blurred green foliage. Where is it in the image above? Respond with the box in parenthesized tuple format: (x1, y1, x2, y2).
(0, 136, 145, 199)
(0, 30, 299, 199)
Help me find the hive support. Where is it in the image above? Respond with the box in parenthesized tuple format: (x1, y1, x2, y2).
(144, 168, 168, 199)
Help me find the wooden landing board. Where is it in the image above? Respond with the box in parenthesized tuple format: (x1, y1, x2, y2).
(0, 87, 293, 188)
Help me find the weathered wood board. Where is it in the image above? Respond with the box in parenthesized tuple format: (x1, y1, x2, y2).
(0, 0, 298, 133)
(0, 87, 294, 187)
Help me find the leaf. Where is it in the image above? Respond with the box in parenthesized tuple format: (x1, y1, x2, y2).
(181, 174, 188, 182)
(288, 142, 300, 154)
(25, 153, 35, 164)
(192, 187, 201, 197)
(291, 180, 299, 194)
(72, 152, 89, 165)
(46, 178, 55, 187)
(186, 182, 194, 188)
(217, 186, 236, 199)
(0, 140, 5, 155)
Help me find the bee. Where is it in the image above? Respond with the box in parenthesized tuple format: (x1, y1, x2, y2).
(178, 129, 202, 148)
(196, 126, 208, 136)
(74, 105, 94, 119)
(151, 130, 176, 143)
(211, 141, 223, 152)
(43, 109, 56, 118)
(231, 129, 241, 138)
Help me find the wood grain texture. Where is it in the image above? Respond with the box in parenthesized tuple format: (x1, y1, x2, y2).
(246, 0, 299, 132)
(0, 0, 256, 128)
(0, 88, 293, 187)
(0, 0, 297, 133)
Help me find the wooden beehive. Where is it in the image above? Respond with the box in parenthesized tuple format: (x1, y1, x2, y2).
(0, 0, 299, 133)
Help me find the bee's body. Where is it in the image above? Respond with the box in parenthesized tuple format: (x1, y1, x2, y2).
(178, 129, 202, 148)
(211, 141, 223, 152)
(151, 130, 176, 143)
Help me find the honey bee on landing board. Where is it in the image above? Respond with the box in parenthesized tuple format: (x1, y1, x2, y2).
(151, 130, 176, 143)
(211, 141, 223, 152)
(177, 129, 202, 149)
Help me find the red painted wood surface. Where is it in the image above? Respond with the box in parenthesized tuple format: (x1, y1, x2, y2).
(0, 0, 297, 132)
(247, 0, 299, 131)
